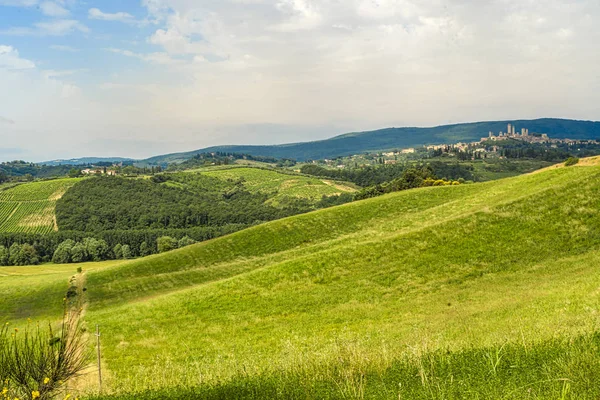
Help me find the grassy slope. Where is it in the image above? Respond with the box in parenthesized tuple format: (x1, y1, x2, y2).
(202, 167, 356, 204)
(3, 163, 600, 397)
(0, 178, 79, 234)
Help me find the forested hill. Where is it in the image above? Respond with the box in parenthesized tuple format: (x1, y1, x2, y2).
(140, 118, 600, 164)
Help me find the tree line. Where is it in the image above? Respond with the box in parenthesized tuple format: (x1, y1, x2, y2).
(353, 166, 462, 200)
(301, 161, 474, 187)
(0, 225, 245, 266)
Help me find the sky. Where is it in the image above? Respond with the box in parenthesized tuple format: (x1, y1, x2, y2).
(0, 0, 599, 162)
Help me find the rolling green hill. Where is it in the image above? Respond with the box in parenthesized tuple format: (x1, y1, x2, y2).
(202, 167, 356, 205)
(0, 178, 78, 234)
(140, 118, 600, 164)
(4, 161, 600, 398)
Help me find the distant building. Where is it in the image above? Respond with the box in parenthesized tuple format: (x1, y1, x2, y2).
(401, 148, 415, 154)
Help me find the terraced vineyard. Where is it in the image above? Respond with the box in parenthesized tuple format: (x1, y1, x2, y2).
(0, 179, 78, 234)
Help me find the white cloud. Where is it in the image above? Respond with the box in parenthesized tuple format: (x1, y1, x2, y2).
(106, 47, 182, 65)
(40, 1, 69, 17)
(0, 45, 36, 69)
(88, 8, 135, 22)
(35, 19, 88, 35)
(1, 19, 89, 36)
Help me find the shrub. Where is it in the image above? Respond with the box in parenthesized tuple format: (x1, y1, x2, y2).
(0, 311, 90, 399)
(157, 236, 178, 253)
(565, 157, 580, 167)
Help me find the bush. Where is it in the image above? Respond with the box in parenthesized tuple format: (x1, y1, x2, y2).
(0, 311, 90, 399)
(157, 236, 178, 253)
(565, 157, 580, 167)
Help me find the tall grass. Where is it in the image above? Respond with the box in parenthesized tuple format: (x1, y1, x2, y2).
(85, 333, 600, 399)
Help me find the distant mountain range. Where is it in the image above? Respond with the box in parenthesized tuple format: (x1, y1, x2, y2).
(42, 118, 600, 166)
(40, 157, 135, 166)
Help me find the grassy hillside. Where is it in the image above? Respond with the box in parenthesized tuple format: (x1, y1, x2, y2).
(0, 178, 78, 234)
(202, 167, 356, 205)
(140, 118, 600, 163)
(4, 162, 600, 398)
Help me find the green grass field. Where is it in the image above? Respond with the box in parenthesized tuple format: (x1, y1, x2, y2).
(0, 178, 79, 234)
(3, 163, 600, 398)
(201, 167, 356, 205)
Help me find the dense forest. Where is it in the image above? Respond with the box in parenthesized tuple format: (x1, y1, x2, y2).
(0, 161, 75, 181)
(55, 174, 332, 232)
(169, 152, 297, 170)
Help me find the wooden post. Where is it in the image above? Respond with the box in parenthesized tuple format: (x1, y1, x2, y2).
(96, 324, 102, 393)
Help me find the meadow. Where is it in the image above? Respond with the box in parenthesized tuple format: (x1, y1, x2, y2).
(0, 178, 78, 234)
(201, 166, 357, 205)
(2, 162, 600, 398)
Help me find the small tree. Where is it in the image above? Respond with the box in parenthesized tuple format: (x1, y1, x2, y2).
(84, 238, 109, 262)
(121, 244, 132, 259)
(113, 244, 123, 260)
(52, 240, 75, 264)
(565, 157, 580, 167)
(0, 245, 9, 266)
(139, 241, 152, 257)
(68, 168, 82, 178)
(8, 243, 22, 266)
(177, 236, 196, 248)
(157, 236, 178, 253)
(70, 242, 88, 263)
(18, 244, 39, 266)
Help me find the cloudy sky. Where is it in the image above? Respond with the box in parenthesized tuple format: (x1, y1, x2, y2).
(0, 0, 599, 161)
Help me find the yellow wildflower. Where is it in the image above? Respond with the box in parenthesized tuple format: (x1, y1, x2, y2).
(43, 378, 50, 385)
(31, 391, 40, 399)
(64, 394, 71, 400)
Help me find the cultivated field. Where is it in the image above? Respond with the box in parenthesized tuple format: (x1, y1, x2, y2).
(3, 163, 600, 398)
(202, 167, 356, 205)
(0, 179, 78, 234)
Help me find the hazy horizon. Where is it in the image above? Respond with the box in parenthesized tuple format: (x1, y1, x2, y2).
(2, 0, 599, 161)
